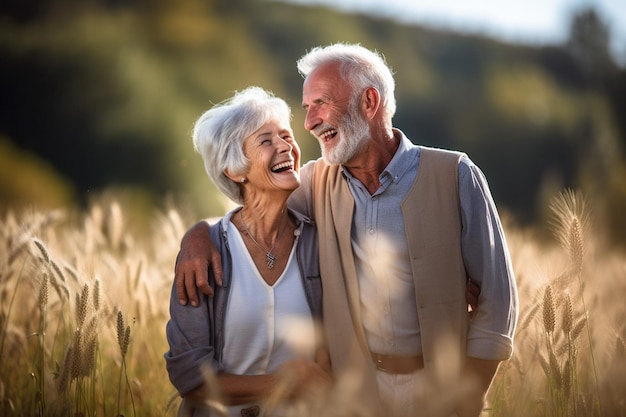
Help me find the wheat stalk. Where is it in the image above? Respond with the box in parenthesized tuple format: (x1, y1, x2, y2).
(38, 272, 49, 309)
(48, 267, 69, 302)
(7, 233, 30, 267)
(569, 317, 587, 342)
(115, 309, 135, 416)
(562, 359, 572, 400)
(32, 238, 50, 265)
(56, 345, 74, 393)
(75, 284, 90, 328)
(70, 327, 84, 381)
(542, 285, 556, 334)
(36, 270, 49, 416)
(92, 278, 101, 312)
(116, 310, 126, 356)
(5, 191, 625, 417)
(517, 297, 541, 333)
(547, 189, 602, 416)
(561, 292, 573, 335)
(549, 189, 589, 277)
(79, 315, 99, 378)
(63, 263, 80, 284)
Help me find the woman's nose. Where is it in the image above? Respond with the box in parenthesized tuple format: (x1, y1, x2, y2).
(277, 137, 292, 152)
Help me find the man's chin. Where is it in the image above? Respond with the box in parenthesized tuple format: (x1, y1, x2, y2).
(321, 150, 342, 165)
(321, 153, 341, 166)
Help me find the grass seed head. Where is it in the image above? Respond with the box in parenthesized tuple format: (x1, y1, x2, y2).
(50, 259, 67, 284)
(76, 284, 90, 327)
(116, 310, 125, 349)
(32, 238, 50, 264)
(38, 272, 49, 308)
(56, 346, 74, 392)
(543, 285, 556, 334)
(70, 328, 83, 380)
(562, 293, 574, 335)
(93, 278, 101, 312)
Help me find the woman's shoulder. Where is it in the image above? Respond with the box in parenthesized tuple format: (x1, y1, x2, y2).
(288, 208, 316, 235)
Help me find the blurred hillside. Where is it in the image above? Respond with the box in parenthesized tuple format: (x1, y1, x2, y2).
(1, 0, 625, 243)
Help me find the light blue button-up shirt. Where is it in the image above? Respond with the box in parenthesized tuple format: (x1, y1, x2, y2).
(295, 130, 517, 360)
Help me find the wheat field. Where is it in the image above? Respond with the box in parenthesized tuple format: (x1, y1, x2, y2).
(0, 190, 624, 416)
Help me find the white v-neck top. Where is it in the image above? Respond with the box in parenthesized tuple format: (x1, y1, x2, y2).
(222, 221, 316, 377)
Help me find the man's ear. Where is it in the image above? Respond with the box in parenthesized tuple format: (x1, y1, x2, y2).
(361, 87, 381, 120)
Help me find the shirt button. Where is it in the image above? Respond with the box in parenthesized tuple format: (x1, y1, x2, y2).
(369, 228, 375, 234)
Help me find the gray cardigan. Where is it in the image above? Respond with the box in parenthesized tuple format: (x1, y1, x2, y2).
(164, 208, 322, 397)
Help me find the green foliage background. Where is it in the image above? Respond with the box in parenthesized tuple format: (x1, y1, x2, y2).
(1, 0, 625, 243)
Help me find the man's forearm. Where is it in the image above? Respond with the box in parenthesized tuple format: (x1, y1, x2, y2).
(175, 219, 219, 305)
(456, 357, 501, 417)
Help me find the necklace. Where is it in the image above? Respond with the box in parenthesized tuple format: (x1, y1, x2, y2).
(239, 210, 288, 269)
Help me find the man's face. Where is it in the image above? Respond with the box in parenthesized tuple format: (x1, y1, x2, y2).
(302, 62, 370, 165)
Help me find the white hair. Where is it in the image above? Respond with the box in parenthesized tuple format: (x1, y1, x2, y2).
(296, 43, 396, 119)
(192, 86, 292, 204)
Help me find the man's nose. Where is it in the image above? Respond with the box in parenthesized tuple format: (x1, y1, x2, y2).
(304, 108, 321, 132)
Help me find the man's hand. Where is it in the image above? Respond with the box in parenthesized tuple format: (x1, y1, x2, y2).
(466, 278, 481, 318)
(174, 221, 223, 306)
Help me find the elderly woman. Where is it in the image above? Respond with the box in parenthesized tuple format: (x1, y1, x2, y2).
(165, 87, 330, 417)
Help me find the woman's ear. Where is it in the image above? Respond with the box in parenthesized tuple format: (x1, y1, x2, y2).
(224, 169, 247, 184)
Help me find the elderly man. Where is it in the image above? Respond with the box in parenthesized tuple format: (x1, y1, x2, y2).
(175, 43, 518, 417)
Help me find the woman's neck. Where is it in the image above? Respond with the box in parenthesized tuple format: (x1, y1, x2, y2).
(238, 200, 291, 247)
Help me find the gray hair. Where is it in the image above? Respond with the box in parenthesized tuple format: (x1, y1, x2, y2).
(192, 86, 292, 204)
(296, 43, 396, 119)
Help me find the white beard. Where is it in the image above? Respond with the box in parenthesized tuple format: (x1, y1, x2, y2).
(322, 101, 371, 165)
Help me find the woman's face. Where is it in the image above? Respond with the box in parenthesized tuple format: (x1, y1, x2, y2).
(241, 118, 301, 196)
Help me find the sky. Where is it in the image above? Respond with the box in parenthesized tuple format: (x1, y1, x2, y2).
(280, 0, 626, 66)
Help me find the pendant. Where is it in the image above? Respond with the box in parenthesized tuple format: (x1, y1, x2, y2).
(266, 252, 277, 269)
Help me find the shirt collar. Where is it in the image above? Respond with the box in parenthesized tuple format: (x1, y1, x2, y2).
(340, 128, 418, 184)
(382, 129, 417, 184)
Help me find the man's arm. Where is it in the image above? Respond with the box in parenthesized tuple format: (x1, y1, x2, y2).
(456, 358, 501, 417)
(172, 199, 480, 308)
(174, 221, 222, 306)
(457, 157, 518, 415)
(175, 162, 319, 306)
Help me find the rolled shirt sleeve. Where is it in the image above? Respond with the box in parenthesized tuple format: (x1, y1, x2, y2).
(164, 283, 222, 396)
(459, 156, 519, 360)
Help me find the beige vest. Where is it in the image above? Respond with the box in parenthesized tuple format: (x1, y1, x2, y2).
(312, 147, 469, 410)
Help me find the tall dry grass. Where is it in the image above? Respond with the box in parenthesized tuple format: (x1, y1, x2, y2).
(0, 189, 625, 416)
(488, 189, 626, 417)
(0, 198, 185, 416)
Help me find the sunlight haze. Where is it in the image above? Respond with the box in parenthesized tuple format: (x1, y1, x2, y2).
(278, 0, 626, 65)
